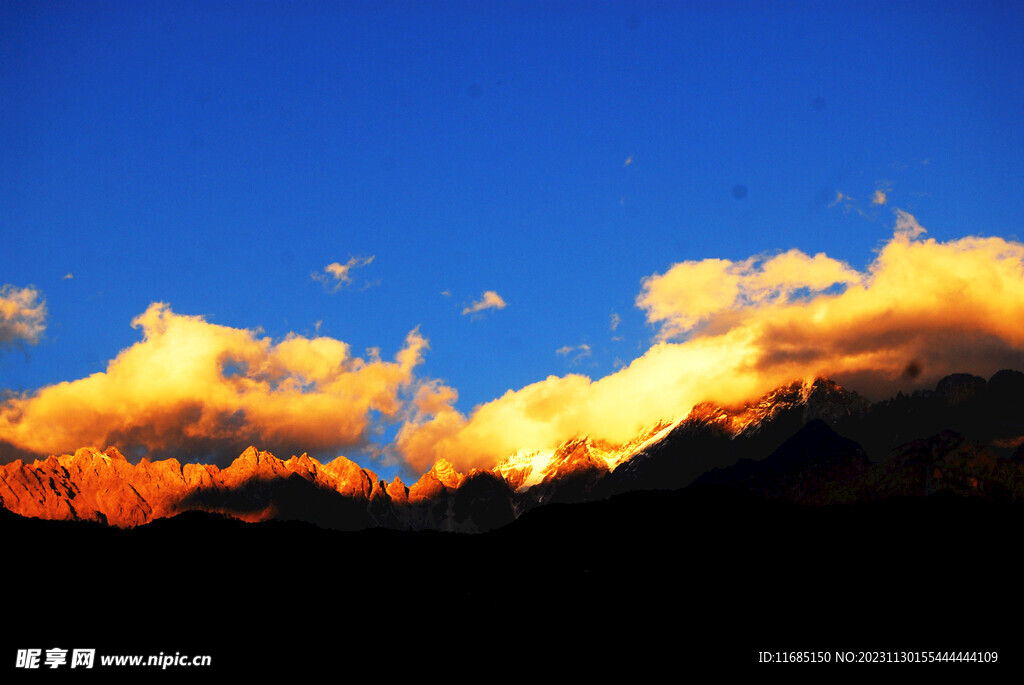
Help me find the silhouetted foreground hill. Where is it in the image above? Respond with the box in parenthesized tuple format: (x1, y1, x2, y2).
(3, 487, 1019, 677)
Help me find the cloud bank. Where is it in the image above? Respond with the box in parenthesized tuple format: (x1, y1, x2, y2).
(0, 303, 428, 464)
(0, 285, 46, 349)
(397, 212, 1024, 472)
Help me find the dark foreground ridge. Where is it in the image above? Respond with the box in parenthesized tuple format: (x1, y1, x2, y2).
(3, 487, 1021, 677)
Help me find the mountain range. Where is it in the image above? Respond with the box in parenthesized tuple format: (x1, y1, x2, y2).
(4, 369, 1024, 532)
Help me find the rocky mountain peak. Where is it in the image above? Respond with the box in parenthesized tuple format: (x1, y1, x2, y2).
(935, 373, 987, 406)
(104, 446, 128, 462)
(727, 377, 867, 436)
(72, 446, 110, 463)
(428, 458, 463, 489)
(236, 445, 265, 463)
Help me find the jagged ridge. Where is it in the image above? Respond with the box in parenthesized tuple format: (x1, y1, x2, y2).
(5, 371, 1024, 531)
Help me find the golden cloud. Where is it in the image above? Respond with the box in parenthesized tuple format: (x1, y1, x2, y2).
(0, 303, 428, 463)
(636, 249, 861, 340)
(397, 212, 1024, 472)
(0, 285, 46, 348)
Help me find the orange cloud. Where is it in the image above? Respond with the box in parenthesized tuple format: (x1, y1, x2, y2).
(411, 380, 459, 417)
(462, 290, 507, 316)
(0, 285, 46, 348)
(397, 212, 1024, 473)
(0, 303, 428, 463)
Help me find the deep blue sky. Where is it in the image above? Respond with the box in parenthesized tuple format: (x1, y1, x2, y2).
(2, 1, 1022, 478)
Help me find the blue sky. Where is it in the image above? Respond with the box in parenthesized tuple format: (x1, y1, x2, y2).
(2, 1, 1023, 481)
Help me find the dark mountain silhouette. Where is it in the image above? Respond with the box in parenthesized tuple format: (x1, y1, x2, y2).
(832, 370, 1024, 461)
(695, 419, 871, 503)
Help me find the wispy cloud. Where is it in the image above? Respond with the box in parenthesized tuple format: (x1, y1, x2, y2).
(610, 313, 621, 331)
(832, 182, 892, 214)
(556, 343, 592, 364)
(829, 190, 870, 217)
(62, 273, 74, 280)
(828, 191, 848, 208)
(311, 255, 375, 293)
(0, 285, 46, 349)
(462, 290, 507, 316)
(872, 180, 893, 206)
(893, 208, 926, 240)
